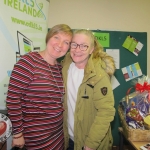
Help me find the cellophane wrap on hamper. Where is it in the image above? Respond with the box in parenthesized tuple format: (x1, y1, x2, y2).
(118, 75, 150, 141)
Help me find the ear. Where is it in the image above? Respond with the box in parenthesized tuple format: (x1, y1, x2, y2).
(89, 47, 94, 54)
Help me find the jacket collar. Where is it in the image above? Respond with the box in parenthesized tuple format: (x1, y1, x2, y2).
(83, 54, 96, 83)
(61, 53, 72, 87)
(62, 53, 101, 86)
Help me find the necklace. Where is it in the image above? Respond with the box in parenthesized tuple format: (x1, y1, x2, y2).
(48, 63, 65, 102)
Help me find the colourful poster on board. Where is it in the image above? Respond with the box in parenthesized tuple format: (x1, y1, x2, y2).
(0, 0, 50, 109)
(122, 62, 142, 82)
(122, 35, 144, 56)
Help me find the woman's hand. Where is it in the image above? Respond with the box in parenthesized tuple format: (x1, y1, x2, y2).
(84, 146, 94, 150)
(12, 133, 25, 149)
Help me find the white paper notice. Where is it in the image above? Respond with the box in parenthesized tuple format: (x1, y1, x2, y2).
(106, 49, 120, 69)
(111, 75, 120, 90)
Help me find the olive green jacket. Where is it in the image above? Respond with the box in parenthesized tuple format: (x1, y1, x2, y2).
(62, 53, 115, 150)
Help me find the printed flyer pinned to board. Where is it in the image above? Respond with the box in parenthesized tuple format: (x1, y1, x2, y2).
(122, 62, 142, 82)
(122, 35, 144, 56)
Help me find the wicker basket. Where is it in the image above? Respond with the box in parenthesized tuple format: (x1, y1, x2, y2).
(118, 106, 150, 141)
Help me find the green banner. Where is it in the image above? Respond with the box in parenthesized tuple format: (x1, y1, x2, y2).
(93, 32, 110, 47)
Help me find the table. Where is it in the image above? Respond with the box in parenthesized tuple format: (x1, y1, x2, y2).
(118, 127, 149, 150)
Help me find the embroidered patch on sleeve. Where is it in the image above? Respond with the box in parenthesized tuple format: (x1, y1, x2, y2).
(101, 87, 107, 96)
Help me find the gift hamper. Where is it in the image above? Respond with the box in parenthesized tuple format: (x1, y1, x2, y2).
(118, 75, 150, 141)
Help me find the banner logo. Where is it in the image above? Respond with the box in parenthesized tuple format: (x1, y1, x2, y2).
(4, 0, 46, 20)
(35, 1, 46, 20)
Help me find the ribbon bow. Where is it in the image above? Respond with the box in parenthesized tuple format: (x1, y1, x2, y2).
(135, 82, 150, 100)
(135, 82, 150, 92)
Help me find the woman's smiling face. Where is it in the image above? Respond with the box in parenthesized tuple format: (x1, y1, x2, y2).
(70, 33, 94, 69)
(46, 32, 72, 59)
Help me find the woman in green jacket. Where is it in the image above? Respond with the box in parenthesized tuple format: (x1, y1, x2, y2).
(62, 29, 116, 150)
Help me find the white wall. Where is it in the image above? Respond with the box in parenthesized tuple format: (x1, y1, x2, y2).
(48, 0, 150, 76)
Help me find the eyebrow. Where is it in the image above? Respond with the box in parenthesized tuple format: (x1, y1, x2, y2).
(72, 42, 88, 45)
(65, 40, 71, 42)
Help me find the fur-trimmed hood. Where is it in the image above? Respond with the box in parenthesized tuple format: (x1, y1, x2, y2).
(100, 54, 116, 76)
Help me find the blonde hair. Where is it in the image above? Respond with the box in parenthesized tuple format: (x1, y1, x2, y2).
(46, 24, 73, 44)
(73, 29, 107, 59)
(73, 29, 116, 74)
